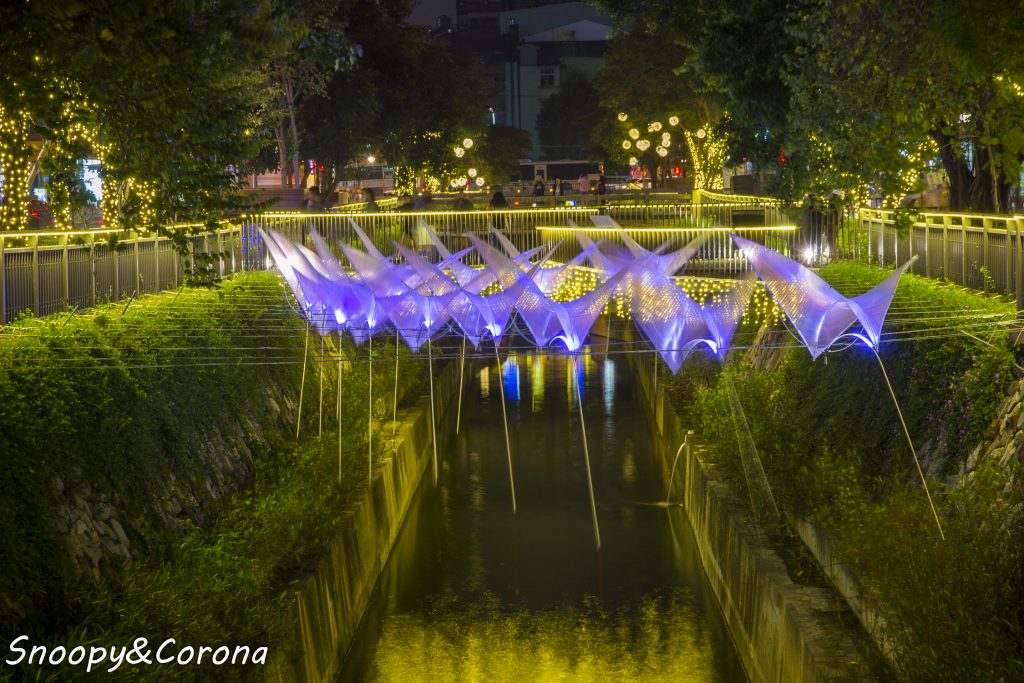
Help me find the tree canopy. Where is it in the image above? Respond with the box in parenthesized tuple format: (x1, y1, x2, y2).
(596, 0, 1024, 211)
(590, 28, 723, 189)
(1, 0, 291, 230)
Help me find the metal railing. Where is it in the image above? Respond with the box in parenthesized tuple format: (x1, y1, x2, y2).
(1, 225, 248, 323)
(539, 224, 796, 276)
(243, 208, 602, 266)
(845, 209, 1024, 306)
(1, 198, 792, 323)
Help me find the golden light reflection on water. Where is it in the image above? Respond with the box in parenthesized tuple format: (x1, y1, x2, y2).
(479, 367, 490, 399)
(368, 592, 717, 682)
(532, 354, 545, 413)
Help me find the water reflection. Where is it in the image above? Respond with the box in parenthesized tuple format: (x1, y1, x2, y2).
(531, 354, 545, 413)
(603, 358, 616, 416)
(478, 366, 490, 399)
(502, 354, 520, 402)
(341, 352, 745, 682)
(370, 591, 720, 683)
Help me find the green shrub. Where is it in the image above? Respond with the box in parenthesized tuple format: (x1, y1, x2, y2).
(671, 262, 1023, 679)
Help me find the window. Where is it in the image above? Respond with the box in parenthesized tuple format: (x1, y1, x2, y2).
(539, 67, 557, 88)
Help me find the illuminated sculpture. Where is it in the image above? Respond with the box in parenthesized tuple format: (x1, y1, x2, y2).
(731, 235, 916, 358)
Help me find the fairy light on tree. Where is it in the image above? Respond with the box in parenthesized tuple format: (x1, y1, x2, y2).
(683, 127, 727, 190)
(0, 102, 34, 231)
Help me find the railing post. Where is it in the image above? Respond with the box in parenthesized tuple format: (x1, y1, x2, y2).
(894, 216, 899, 265)
(1017, 217, 1023, 313)
(154, 236, 160, 291)
(961, 223, 967, 286)
(113, 236, 120, 300)
(134, 231, 142, 293)
(62, 234, 70, 307)
(216, 230, 224, 277)
(89, 235, 96, 307)
(924, 219, 931, 278)
(943, 216, 951, 280)
(865, 211, 872, 264)
(0, 236, 6, 324)
(31, 235, 39, 317)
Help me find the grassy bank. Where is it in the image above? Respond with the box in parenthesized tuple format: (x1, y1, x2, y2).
(668, 262, 1024, 680)
(0, 273, 428, 681)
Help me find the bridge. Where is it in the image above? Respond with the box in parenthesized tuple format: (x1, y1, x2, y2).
(3, 191, 1022, 324)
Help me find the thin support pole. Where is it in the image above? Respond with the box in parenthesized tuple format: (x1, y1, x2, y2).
(494, 339, 517, 514)
(368, 334, 373, 487)
(428, 337, 438, 483)
(573, 355, 601, 551)
(652, 351, 658, 396)
(296, 324, 310, 439)
(456, 333, 467, 434)
(337, 333, 344, 484)
(318, 333, 325, 438)
(392, 327, 400, 437)
(605, 310, 612, 358)
(872, 347, 945, 541)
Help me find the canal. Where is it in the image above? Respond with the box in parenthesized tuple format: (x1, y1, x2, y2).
(340, 350, 745, 681)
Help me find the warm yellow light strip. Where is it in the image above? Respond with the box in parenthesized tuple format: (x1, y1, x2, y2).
(538, 225, 797, 233)
(0, 222, 236, 240)
(859, 207, 1024, 222)
(701, 189, 781, 204)
(257, 208, 600, 218)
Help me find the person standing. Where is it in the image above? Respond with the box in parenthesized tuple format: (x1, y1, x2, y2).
(533, 175, 545, 197)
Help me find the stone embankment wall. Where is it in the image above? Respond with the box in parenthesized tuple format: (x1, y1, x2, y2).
(57, 382, 299, 583)
(965, 375, 1024, 493)
(266, 363, 458, 683)
(629, 347, 872, 682)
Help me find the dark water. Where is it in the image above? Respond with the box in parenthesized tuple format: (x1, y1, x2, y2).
(339, 350, 745, 682)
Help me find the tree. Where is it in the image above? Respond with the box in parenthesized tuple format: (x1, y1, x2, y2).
(536, 71, 601, 160)
(0, 0, 291, 232)
(295, 5, 489, 200)
(596, 0, 1024, 212)
(592, 28, 723, 188)
(477, 125, 532, 185)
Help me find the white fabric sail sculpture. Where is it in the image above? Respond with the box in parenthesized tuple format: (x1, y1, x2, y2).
(308, 228, 376, 337)
(393, 242, 511, 348)
(700, 276, 758, 361)
(590, 214, 704, 277)
(570, 226, 634, 277)
(348, 217, 422, 288)
(341, 243, 450, 351)
(488, 227, 592, 294)
(731, 234, 916, 358)
(469, 235, 621, 351)
(626, 258, 708, 373)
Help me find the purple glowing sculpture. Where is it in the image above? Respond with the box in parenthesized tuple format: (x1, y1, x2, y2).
(470, 235, 621, 351)
(341, 243, 450, 350)
(732, 234, 916, 357)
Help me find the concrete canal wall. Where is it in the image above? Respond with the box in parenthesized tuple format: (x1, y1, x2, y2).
(628, 349, 872, 682)
(267, 363, 459, 683)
